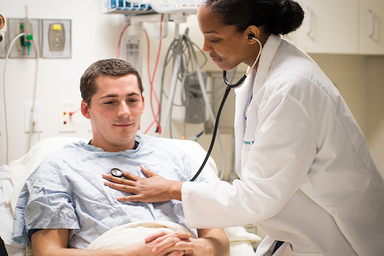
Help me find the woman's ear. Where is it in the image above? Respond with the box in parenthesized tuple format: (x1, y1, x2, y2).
(246, 25, 261, 42)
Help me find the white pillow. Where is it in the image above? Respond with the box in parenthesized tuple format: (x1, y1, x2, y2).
(9, 137, 88, 212)
(0, 165, 18, 245)
(0, 165, 28, 256)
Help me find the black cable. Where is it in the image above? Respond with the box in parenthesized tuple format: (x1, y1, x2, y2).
(0, 236, 9, 256)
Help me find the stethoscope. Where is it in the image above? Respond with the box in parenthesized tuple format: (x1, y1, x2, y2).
(109, 35, 263, 182)
(110, 167, 124, 178)
(190, 35, 262, 181)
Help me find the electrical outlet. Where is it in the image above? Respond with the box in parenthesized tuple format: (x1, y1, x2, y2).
(59, 101, 76, 132)
(25, 102, 42, 133)
(7, 18, 40, 58)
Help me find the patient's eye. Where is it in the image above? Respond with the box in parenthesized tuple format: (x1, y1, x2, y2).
(102, 99, 117, 105)
(126, 97, 140, 105)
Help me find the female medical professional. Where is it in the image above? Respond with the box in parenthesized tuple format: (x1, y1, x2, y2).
(103, 0, 384, 255)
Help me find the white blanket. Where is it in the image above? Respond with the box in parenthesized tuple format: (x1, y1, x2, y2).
(87, 221, 191, 250)
(88, 221, 260, 256)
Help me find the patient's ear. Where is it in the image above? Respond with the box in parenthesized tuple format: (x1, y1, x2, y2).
(81, 101, 91, 119)
(142, 95, 145, 114)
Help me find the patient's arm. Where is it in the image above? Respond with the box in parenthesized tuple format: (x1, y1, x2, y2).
(31, 229, 193, 256)
(192, 228, 230, 256)
(146, 228, 230, 256)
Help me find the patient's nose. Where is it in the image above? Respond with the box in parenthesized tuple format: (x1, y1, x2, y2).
(117, 101, 130, 117)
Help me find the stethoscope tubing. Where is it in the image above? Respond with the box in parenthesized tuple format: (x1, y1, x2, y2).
(223, 72, 247, 88)
(190, 37, 262, 181)
(190, 84, 233, 181)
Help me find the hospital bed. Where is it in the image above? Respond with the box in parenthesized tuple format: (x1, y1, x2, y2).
(0, 136, 261, 256)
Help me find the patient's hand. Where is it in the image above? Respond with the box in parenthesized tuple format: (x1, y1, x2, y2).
(145, 230, 194, 255)
(102, 165, 183, 202)
(147, 229, 230, 256)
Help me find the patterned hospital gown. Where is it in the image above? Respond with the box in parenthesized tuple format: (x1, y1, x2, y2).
(13, 135, 209, 248)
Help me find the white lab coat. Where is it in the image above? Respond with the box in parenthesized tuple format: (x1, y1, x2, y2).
(182, 34, 384, 256)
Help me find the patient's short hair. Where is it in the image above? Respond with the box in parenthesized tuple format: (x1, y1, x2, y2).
(80, 58, 144, 105)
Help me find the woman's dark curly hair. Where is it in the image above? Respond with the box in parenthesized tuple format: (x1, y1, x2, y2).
(202, 0, 304, 35)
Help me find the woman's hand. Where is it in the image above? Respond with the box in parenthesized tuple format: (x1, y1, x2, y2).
(102, 165, 183, 202)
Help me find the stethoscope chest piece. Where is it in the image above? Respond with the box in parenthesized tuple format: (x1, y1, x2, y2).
(110, 168, 124, 178)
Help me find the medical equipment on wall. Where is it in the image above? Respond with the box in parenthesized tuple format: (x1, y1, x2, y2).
(102, 0, 154, 15)
(150, 0, 201, 13)
(103, 1, 205, 136)
(0, 12, 6, 43)
(0, 12, 6, 58)
(2, 6, 40, 165)
(157, 27, 208, 130)
(103, 0, 201, 14)
(120, 13, 168, 133)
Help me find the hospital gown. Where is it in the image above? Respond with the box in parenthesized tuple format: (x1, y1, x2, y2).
(13, 135, 209, 249)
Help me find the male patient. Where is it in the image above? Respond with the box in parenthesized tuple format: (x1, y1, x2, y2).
(12, 59, 229, 256)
